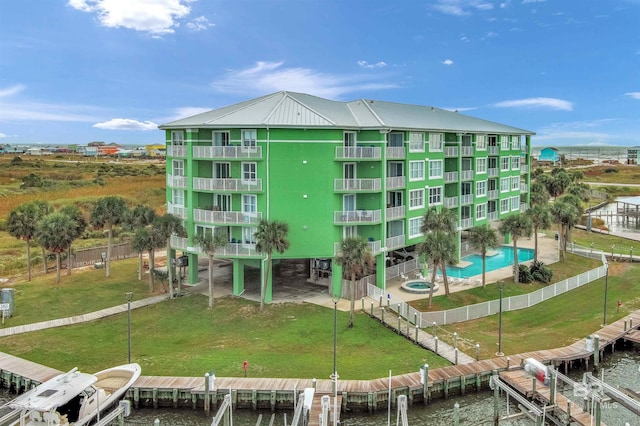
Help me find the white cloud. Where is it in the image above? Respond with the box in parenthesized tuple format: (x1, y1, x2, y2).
(0, 84, 25, 97)
(443, 59, 454, 65)
(431, 0, 497, 16)
(482, 31, 498, 39)
(0, 133, 7, 138)
(357, 60, 387, 69)
(533, 131, 610, 143)
(522, 0, 545, 3)
(186, 16, 214, 31)
(625, 92, 640, 100)
(93, 118, 158, 130)
(493, 97, 573, 111)
(500, 2, 510, 8)
(0, 101, 102, 122)
(67, 0, 192, 36)
(476, 3, 494, 10)
(211, 61, 399, 99)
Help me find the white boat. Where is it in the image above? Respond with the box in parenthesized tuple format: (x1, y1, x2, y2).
(6, 363, 141, 425)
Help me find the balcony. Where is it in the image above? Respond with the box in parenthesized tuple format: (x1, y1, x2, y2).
(194, 242, 259, 257)
(461, 146, 474, 156)
(194, 209, 261, 225)
(445, 196, 458, 208)
(334, 239, 382, 255)
(520, 203, 529, 212)
(386, 205, 405, 220)
(193, 177, 263, 192)
(488, 146, 499, 155)
(461, 170, 474, 181)
(335, 146, 382, 160)
(520, 183, 528, 193)
(460, 194, 474, 205)
(488, 168, 499, 177)
(460, 218, 473, 230)
(334, 210, 381, 224)
(167, 145, 187, 157)
(521, 164, 529, 174)
(170, 235, 189, 250)
(386, 147, 405, 158)
(167, 203, 187, 220)
(167, 174, 187, 189)
(488, 211, 498, 221)
(444, 146, 458, 157)
(488, 190, 498, 200)
(444, 171, 458, 183)
(334, 178, 381, 192)
(386, 235, 405, 250)
(193, 146, 262, 160)
(386, 176, 405, 190)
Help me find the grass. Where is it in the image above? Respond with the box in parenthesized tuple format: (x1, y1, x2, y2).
(581, 165, 640, 185)
(571, 228, 638, 256)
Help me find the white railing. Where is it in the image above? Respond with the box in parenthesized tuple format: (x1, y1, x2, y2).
(386, 205, 405, 220)
(193, 177, 263, 192)
(192, 146, 262, 159)
(461, 170, 474, 181)
(488, 168, 498, 177)
(488, 211, 498, 221)
(166, 174, 187, 189)
(167, 203, 187, 219)
(444, 146, 458, 157)
(170, 235, 188, 250)
(445, 196, 458, 208)
(334, 178, 381, 191)
(367, 246, 607, 326)
(386, 147, 405, 158)
(386, 176, 405, 189)
(334, 210, 381, 223)
(334, 239, 382, 256)
(488, 190, 498, 200)
(488, 146, 499, 155)
(193, 209, 261, 225)
(461, 146, 474, 156)
(460, 194, 473, 205)
(167, 145, 187, 157)
(192, 242, 259, 257)
(520, 203, 529, 212)
(521, 164, 529, 174)
(460, 218, 473, 229)
(520, 183, 528, 193)
(335, 146, 382, 160)
(386, 235, 405, 250)
(444, 171, 458, 183)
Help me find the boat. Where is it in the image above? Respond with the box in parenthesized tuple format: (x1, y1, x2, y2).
(5, 363, 141, 425)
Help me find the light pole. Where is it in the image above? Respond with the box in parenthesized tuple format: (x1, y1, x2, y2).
(603, 263, 609, 326)
(331, 292, 340, 426)
(496, 281, 504, 356)
(125, 292, 133, 363)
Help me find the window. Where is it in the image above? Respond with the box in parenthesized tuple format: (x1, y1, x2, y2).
(171, 131, 184, 146)
(388, 162, 404, 177)
(243, 227, 256, 245)
(344, 163, 356, 179)
(476, 158, 487, 174)
(242, 162, 257, 181)
(429, 160, 443, 179)
(476, 203, 487, 220)
(344, 226, 357, 239)
(511, 196, 520, 211)
(214, 194, 231, 211)
(511, 135, 520, 150)
(429, 187, 442, 205)
(242, 130, 257, 147)
(512, 156, 520, 170)
(501, 157, 510, 171)
(461, 134, 472, 146)
(409, 217, 423, 238)
(500, 135, 509, 150)
(242, 194, 257, 213)
(511, 176, 520, 191)
(172, 159, 184, 176)
(476, 180, 487, 197)
(476, 135, 487, 150)
(172, 189, 184, 206)
(500, 177, 510, 193)
(388, 132, 404, 147)
(409, 189, 424, 209)
(214, 162, 230, 178)
(500, 199, 510, 213)
(409, 132, 424, 152)
(409, 161, 425, 181)
(213, 131, 229, 146)
(429, 133, 443, 151)
(344, 132, 356, 147)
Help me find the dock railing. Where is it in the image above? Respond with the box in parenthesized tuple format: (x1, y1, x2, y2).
(367, 244, 607, 326)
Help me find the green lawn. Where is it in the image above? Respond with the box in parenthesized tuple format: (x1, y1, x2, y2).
(571, 228, 638, 256)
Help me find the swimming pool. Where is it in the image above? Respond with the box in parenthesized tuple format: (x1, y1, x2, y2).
(441, 246, 535, 278)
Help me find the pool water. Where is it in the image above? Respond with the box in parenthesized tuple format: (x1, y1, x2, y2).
(441, 246, 535, 278)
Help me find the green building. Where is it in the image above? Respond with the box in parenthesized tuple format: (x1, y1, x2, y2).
(159, 91, 534, 302)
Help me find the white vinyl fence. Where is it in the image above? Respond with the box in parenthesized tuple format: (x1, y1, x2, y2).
(367, 244, 607, 326)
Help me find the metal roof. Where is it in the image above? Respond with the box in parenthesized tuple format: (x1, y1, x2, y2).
(159, 91, 535, 135)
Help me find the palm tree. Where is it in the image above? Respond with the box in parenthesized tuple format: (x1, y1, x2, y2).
(132, 228, 153, 291)
(6, 202, 47, 281)
(35, 213, 75, 284)
(526, 204, 552, 263)
(127, 205, 157, 281)
(90, 196, 129, 278)
(550, 196, 582, 260)
(419, 231, 457, 303)
(194, 231, 228, 309)
(255, 219, 290, 312)
(59, 205, 87, 276)
(420, 206, 457, 234)
(468, 225, 499, 288)
(499, 214, 532, 284)
(156, 214, 187, 298)
(334, 236, 373, 327)
(529, 180, 550, 206)
(31, 201, 53, 274)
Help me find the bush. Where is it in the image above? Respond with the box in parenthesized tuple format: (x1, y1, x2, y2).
(10, 156, 23, 165)
(529, 260, 553, 283)
(518, 264, 533, 283)
(604, 168, 618, 174)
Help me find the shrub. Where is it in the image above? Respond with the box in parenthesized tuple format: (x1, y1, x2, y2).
(530, 260, 553, 283)
(604, 168, 618, 174)
(518, 264, 533, 283)
(10, 156, 22, 165)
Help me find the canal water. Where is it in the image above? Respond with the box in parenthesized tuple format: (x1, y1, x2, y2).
(88, 350, 638, 425)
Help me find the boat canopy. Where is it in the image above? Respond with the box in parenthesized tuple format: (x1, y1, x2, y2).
(9, 370, 96, 412)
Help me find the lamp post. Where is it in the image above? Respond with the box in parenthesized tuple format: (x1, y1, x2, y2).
(331, 292, 340, 426)
(496, 281, 505, 356)
(603, 263, 609, 326)
(125, 292, 133, 363)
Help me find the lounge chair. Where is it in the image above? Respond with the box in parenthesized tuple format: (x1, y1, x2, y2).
(400, 273, 408, 281)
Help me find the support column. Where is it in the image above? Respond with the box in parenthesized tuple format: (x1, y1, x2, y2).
(262, 258, 273, 304)
(332, 263, 343, 298)
(375, 253, 386, 290)
(188, 252, 199, 284)
(232, 260, 245, 296)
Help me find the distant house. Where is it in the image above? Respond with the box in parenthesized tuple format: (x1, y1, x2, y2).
(627, 146, 640, 165)
(538, 147, 559, 164)
(145, 144, 166, 158)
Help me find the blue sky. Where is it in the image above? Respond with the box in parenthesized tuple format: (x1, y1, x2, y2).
(0, 0, 638, 147)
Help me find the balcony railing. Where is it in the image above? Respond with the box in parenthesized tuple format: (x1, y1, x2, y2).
(488, 190, 499, 200)
(167, 145, 187, 157)
(386, 176, 405, 189)
(488, 168, 499, 177)
(488, 146, 499, 155)
(461, 170, 474, 181)
(170, 235, 189, 250)
(460, 194, 473, 205)
(386, 147, 405, 158)
(335, 146, 382, 160)
(385, 235, 405, 250)
(521, 164, 529, 174)
(520, 203, 529, 212)
(167, 203, 187, 220)
(520, 183, 528, 193)
(488, 211, 498, 221)
(386, 205, 405, 220)
(461, 146, 474, 156)
(194, 209, 261, 225)
(334, 239, 382, 255)
(197, 242, 259, 257)
(460, 218, 473, 230)
(166, 174, 187, 189)
(445, 196, 458, 208)
(192, 146, 262, 159)
(444, 146, 458, 157)
(334, 178, 381, 192)
(334, 210, 381, 224)
(193, 177, 263, 192)
(444, 171, 458, 183)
